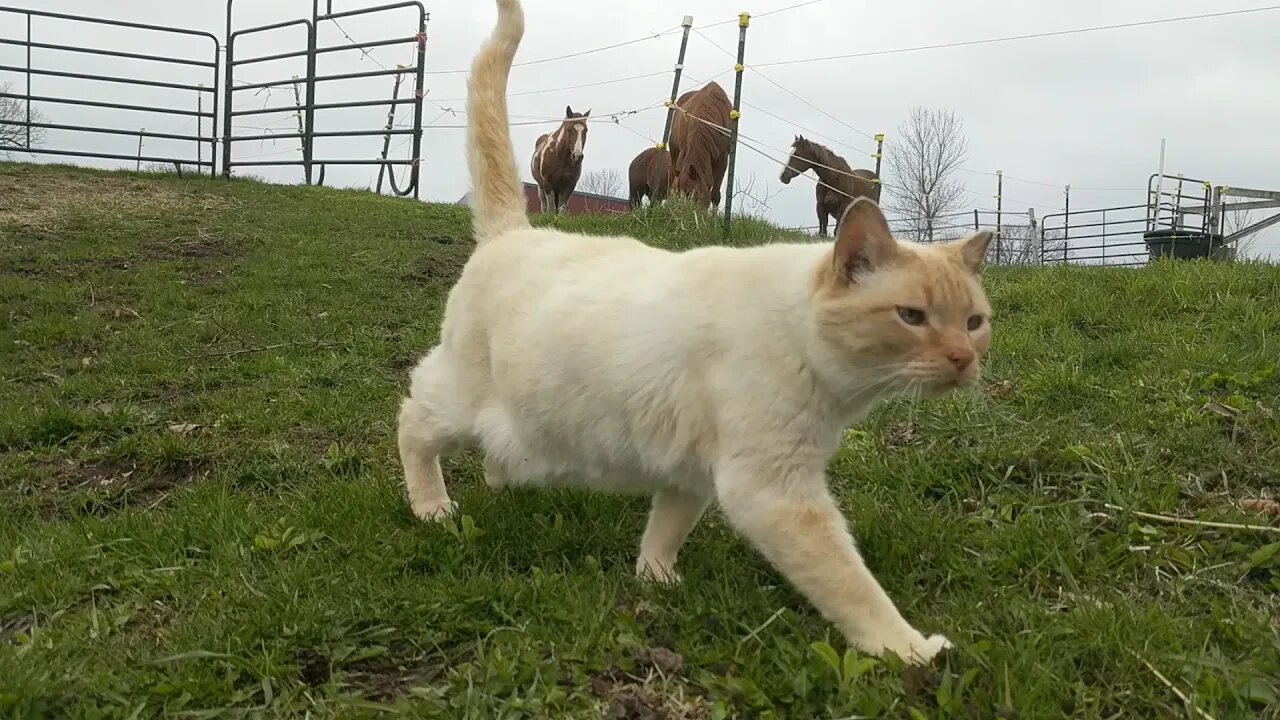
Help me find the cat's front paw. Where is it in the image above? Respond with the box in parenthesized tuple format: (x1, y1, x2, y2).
(411, 498, 458, 521)
(865, 629, 952, 665)
(636, 556, 682, 584)
(880, 630, 952, 666)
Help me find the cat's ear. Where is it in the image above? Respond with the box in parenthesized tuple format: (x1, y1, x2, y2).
(832, 198, 896, 278)
(952, 230, 993, 274)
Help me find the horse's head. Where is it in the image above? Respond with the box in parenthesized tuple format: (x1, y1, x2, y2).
(562, 105, 590, 164)
(780, 135, 813, 184)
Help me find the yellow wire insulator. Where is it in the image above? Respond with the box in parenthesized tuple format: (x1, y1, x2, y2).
(739, 12, 751, 27)
(874, 133, 885, 142)
(655, 142, 666, 150)
(663, 99, 673, 107)
(729, 110, 741, 120)
(735, 63, 744, 72)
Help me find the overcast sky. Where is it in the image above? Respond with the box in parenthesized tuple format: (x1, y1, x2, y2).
(2, 0, 1277, 259)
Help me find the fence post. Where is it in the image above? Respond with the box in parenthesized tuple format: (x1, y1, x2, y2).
(376, 66, 406, 195)
(1063, 184, 1070, 262)
(1173, 172, 1185, 230)
(973, 209, 979, 231)
(872, 133, 884, 200)
(1101, 209, 1107, 264)
(410, 12, 429, 200)
(660, 15, 694, 149)
(302, 20, 317, 185)
(197, 85, 204, 169)
(291, 75, 307, 161)
(136, 128, 145, 170)
(995, 169, 1003, 264)
(721, 11, 749, 238)
(25, 14, 32, 149)
(222, 13, 234, 180)
(1028, 208, 1038, 266)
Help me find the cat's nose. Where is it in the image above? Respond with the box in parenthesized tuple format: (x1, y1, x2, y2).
(946, 347, 975, 371)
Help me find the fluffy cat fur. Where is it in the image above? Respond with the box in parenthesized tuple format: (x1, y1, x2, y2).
(397, 0, 994, 664)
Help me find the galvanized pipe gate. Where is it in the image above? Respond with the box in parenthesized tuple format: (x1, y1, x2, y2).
(223, 0, 428, 198)
(0, 6, 220, 175)
(0, 3, 426, 197)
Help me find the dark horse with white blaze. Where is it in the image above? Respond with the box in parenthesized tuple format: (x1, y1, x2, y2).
(669, 83, 732, 208)
(780, 135, 881, 237)
(627, 146, 673, 209)
(531, 106, 590, 213)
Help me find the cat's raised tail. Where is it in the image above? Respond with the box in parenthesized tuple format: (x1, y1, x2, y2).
(466, 0, 530, 243)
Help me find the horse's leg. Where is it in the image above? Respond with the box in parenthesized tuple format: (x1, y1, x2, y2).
(817, 201, 828, 237)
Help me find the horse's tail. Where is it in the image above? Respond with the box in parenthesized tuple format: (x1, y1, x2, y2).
(466, 0, 529, 244)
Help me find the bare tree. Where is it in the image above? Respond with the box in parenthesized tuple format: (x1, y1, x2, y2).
(0, 82, 45, 157)
(732, 172, 783, 218)
(1221, 206, 1257, 256)
(993, 221, 1066, 265)
(886, 106, 968, 242)
(579, 168, 623, 198)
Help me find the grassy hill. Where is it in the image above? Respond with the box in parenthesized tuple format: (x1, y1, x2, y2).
(1, 162, 1278, 719)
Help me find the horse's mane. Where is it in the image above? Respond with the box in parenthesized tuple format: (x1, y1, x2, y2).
(675, 84, 731, 180)
(795, 137, 877, 199)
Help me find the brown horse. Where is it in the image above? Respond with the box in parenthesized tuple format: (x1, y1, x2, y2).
(531, 105, 590, 213)
(669, 82, 732, 208)
(780, 135, 881, 237)
(627, 146, 674, 209)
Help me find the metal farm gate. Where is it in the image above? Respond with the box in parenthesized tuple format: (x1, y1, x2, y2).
(0, 6, 220, 175)
(223, 0, 428, 197)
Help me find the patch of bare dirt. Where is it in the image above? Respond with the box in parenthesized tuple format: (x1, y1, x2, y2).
(34, 457, 205, 518)
(139, 229, 234, 263)
(589, 647, 710, 720)
(406, 251, 467, 285)
(0, 169, 234, 232)
(0, 612, 36, 645)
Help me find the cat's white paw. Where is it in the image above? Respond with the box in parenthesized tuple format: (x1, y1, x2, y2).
(883, 632, 951, 665)
(905, 633, 952, 664)
(412, 498, 458, 521)
(864, 629, 952, 665)
(636, 557, 682, 584)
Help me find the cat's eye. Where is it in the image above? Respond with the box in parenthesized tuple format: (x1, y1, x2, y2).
(967, 315, 986, 331)
(896, 307, 926, 326)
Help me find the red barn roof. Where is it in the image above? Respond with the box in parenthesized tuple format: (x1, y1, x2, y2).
(456, 183, 630, 216)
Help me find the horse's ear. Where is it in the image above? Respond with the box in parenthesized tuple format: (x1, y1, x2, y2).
(832, 198, 897, 279)
(565, 105, 573, 117)
(582, 109, 591, 117)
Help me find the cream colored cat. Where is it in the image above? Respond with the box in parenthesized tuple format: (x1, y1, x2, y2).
(397, 0, 993, 664)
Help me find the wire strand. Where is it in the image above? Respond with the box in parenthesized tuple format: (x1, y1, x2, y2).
(426, 26, 682, 75)
(430, 70, 670, 103)
(691, 28, 879, 144)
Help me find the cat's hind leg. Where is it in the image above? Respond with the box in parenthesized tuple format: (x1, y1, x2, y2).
(636, 486, 711, 584)
(398, 351, 473, 520)
(714, 462, 950, 664)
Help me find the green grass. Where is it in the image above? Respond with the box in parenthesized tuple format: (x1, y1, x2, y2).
(1, 161, 1278, 719)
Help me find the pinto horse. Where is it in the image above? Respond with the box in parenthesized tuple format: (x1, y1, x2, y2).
(627, 146, 674, 209)
(780, 135, 881, 237)
(531, 106, 590, 213)
(669, 83, 732, 208)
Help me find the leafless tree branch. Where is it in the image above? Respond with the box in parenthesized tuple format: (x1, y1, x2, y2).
(579, 168, 623, 198)
(0, 82, 45, 157)
(886, 106, 969, 242)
